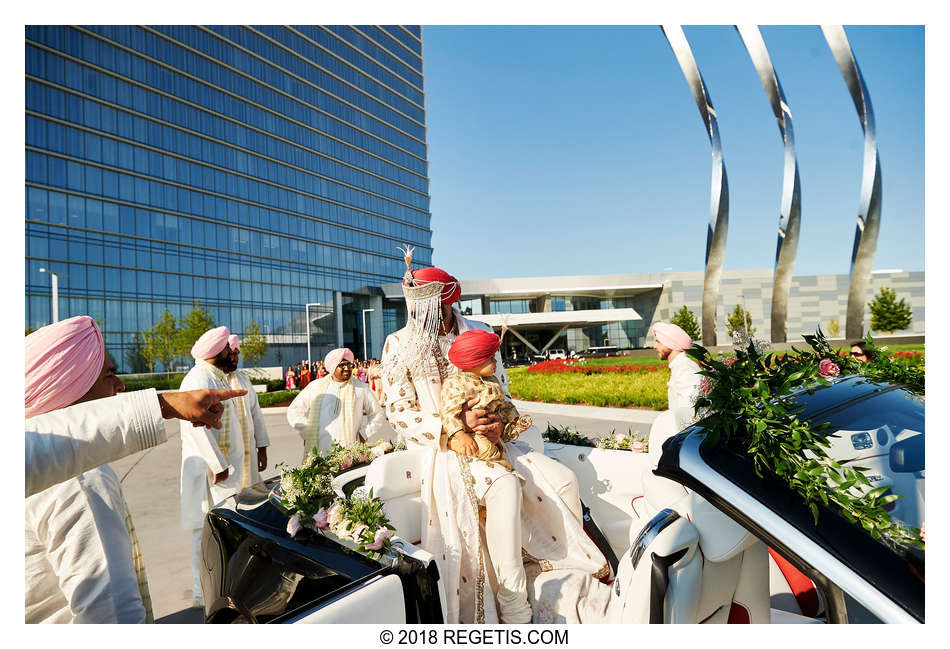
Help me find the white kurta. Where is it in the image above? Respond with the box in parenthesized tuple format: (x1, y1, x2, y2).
(381, 309, 610, 624)
(25, 389, 166, 497)
(286, 375, 393, 458)
(26, 465, 147, 623)
(648, 351, 704, 467)
(178, 363, 269, 530)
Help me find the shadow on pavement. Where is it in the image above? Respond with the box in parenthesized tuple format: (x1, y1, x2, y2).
(156, 607, 204, 624)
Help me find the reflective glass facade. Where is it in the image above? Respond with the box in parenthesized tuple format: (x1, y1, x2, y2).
(25, 25, 431, 371)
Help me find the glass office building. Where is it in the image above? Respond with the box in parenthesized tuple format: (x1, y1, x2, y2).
(25, 25, 431, 371)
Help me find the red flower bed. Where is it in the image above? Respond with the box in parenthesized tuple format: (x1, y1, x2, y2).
(527, 359, 667, 374)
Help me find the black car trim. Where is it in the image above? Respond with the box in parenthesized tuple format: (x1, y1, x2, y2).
(655, 430, 923, 623)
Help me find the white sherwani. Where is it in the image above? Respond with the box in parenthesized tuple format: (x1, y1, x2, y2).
(25, 465, 148, 623)
(648, 352, 704, 467)
(286, 375, 393, 460)
(381, 309, 610, 624)
(25, 389, 166, 497)
(179, 363, 270, 531)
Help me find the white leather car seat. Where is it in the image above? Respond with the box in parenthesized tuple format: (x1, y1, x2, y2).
(363, 447, 428, 544)
(611, 477, 770, 623)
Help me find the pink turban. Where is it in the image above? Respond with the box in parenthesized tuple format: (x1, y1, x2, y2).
(228, 334, 240, 350)
(25, 315, 104, 418)
(324, 348, 354, 375)
(190, 326, 231, 360)
(653, 322, 693, 351)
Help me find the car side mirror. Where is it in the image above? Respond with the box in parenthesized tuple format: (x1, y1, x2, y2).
(889, 434, 924, 474)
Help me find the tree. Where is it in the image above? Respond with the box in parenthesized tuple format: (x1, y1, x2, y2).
(671, 305, 701, 341)
(240, 320, 269, 367)
(25, 326, 36, 336)
(126, 333, 151, 374)
(726, 304, 756, 338)
(142, 309, 180, 374)
(869, 287, 913, 334)
(827, 318, 841, 338)
(176, 301, 217, 359)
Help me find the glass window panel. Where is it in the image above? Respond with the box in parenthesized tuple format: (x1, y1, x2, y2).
(27, 188, 48, 222)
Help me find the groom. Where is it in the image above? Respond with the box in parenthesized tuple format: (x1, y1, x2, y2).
(380, 262, 608, 624)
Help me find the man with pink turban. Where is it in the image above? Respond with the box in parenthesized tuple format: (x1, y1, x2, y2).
(648, 321, 703, 467)
(25, 316, 152, 623)
(287, 347, 393, 462)
(178, 325, 270, 607)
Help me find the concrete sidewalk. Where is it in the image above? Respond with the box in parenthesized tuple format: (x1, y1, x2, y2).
(263, 401, 660, 424)
(512, 399, 660, 424)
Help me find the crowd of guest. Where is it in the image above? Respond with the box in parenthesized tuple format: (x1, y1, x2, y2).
(285, 358, 382, 401)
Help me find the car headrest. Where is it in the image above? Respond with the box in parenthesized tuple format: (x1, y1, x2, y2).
(673, 491, 758, 563)
(363, 447, 430, 500)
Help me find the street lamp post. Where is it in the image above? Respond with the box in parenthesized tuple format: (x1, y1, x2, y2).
(39, 268, 65, 323)
(361, 308, 375, 360)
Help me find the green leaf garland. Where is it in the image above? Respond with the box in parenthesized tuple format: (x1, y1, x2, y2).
(685, 328, 924, 552)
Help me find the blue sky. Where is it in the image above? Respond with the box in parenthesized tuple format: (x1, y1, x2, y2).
(422, 25, 924, 281)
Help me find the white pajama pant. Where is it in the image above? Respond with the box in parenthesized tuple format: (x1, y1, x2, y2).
(191, 528, 203, 604)
(483, 473, 532, 624)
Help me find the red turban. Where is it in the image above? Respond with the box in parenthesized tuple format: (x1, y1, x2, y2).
(448, 330, 500, 371)
(409, 267, 461, 305)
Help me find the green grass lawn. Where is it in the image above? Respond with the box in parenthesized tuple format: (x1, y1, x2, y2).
(508, 367, 670, 409)
(510, 343, 924, 409)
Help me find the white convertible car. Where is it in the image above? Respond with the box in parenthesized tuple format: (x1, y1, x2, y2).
(199, 376, 924, 624)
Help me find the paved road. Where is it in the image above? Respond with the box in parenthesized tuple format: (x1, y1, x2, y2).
(110, 402, 658, 623)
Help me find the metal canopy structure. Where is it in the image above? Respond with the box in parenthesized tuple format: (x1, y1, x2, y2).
(474, 308, 642, 354)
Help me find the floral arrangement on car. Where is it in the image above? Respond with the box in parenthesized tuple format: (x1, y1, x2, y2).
(542, 426, 648, 452)
(685, 328, 924, 550)
(595, 431, 648, 453)
(276, 439, 406, 556)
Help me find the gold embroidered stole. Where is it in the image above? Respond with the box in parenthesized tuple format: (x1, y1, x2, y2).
(123, 506, 153, 622)
(195, 360, 250, 486)
(227, 371, 253, 489)
(304, 377, 356, 454)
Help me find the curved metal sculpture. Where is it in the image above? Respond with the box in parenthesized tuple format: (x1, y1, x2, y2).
(822, 25, 882, 340)
(662, 25, 729, 346)
(736, 25, 802, 344)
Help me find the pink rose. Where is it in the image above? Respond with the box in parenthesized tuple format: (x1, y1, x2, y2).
(366, 527, 393, 551)
(372, 445, 388, 458)
(631, 441, 645, 453)
(359, 454, 372, 464)
(614, 433, 627, 443)
(311, 508, 329, 530)
(286, 513, 303, 537)
(818, 358, 840, 378)
(340, 456, 353, 470)
(700, 376, 714, 395)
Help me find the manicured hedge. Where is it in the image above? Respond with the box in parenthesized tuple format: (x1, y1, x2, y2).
(258, 390, 299, 407)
